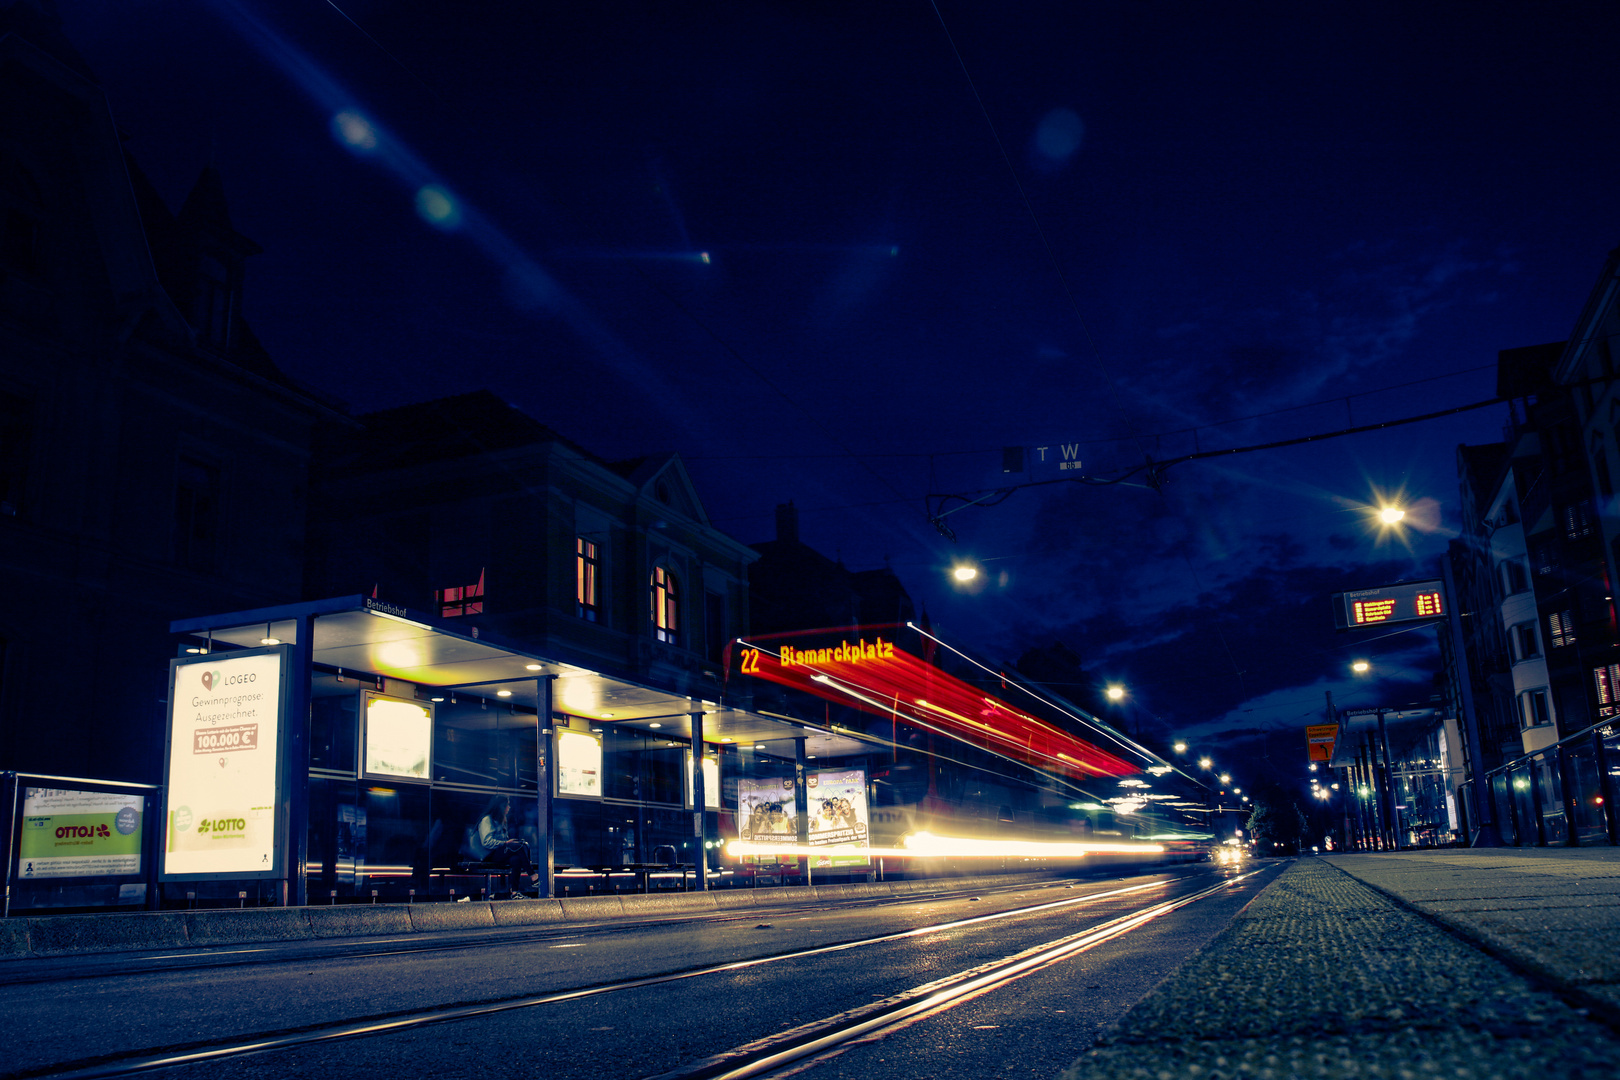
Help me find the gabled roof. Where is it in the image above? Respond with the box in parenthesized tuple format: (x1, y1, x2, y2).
(617, 452, 711, 527)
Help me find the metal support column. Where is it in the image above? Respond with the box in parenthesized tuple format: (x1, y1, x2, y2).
(1441, 557, 1500, 845)
(284, 613, 315, 907)
(689, 711, 708, 891)
(1377, 708, 1400, 850)
(535, 676, 557, 898)
(794, 737, 810, 886)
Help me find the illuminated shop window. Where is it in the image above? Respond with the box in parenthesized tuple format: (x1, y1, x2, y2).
(652, 565, 679, 645)
(576, 537, 599, 621)
(438, 568, 485, 617)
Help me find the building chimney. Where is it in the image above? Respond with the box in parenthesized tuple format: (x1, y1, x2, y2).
(775, 501, 799, 545)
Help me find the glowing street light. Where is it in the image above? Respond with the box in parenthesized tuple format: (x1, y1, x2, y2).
(1351, 660, 1370, 673)
(952, 564, 978, 582)
(1173, 741, 1187, 754)
(1198, 757, 1213, 771)
(1378, 506, 1406, 525)
(1219, 773, 1230, 785)
(1106, 685, 1125, 701)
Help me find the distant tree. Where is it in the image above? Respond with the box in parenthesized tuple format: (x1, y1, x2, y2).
(1246, 796, 1307, 853)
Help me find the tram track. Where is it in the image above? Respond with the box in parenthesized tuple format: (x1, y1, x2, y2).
(4, 865, 1274, 1080)
(0, 871, 1176, 988)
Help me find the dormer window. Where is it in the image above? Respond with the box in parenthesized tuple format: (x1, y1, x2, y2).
(195, 252, 235, 353)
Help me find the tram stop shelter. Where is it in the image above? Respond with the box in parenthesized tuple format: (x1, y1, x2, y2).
(166, 595, 872, 907)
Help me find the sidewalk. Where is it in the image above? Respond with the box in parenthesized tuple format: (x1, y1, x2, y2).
(1063, 850, 1620, 1080)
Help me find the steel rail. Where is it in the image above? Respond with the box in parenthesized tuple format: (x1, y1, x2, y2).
(20, 870, 1247, 1080)
(648, 867, 1271, 1080)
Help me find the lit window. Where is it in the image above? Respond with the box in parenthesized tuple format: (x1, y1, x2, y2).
(652, 565, 679, 645)
(1549, 610, 1577, 649)
(1596, 664, 1620, 718)
(1562, 502, 1594, 541)
(576, 538, 599, 621)
(438, 568, 485, 617)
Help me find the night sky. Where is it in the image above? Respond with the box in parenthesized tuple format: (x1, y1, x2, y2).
(59, 2, 1620, 789)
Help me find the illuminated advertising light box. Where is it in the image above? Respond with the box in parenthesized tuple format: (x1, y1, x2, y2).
(162, 647, 287, 880)
(362, 692, 432, 781)
(17, 788, 145, 880)
(684, 751, 721, 810)
(807, 768, 869, 868)
(737, 776, 798, 843)
(557, 729, 603, 798)
(1332, 580, 1446, 630)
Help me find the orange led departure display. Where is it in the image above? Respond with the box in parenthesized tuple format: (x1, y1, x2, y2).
(730, 627, 1137, 781)
(1333, 579, 1447, 630)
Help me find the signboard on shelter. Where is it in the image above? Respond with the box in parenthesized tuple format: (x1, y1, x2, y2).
(161, 647, 287, 879)
(17, 788, 145, 879)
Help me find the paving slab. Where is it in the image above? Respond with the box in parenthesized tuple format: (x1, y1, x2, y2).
(1061, 858, 1620, 1080)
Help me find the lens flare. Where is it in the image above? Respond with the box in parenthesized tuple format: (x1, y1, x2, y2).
(415, 185, 461, 229)
(331, 110, 378, 152)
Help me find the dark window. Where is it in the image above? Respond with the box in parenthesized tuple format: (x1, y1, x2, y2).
(0, 157, 44, 277)
(1548, 610, 1577, 649)
(1596, 450, 1614, 499)
(195, 253, 234, 352)
(652, 565, 679, 645)
(438, 569, 485, 617)
(1511, 622, 1540, 661)
(1500, 500, 1519, 526)
(1520, 689, 1551, 730)
(0, 390, 31, 517)
(173, 457, 220, 571)
(1529, 541, 1556, 577)
(1502, 559, 1528, 594)
(576, 538, 599, 621)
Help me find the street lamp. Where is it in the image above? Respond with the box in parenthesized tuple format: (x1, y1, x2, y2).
(1378, 506, 1405, 525)
(1219, 773, 1230, 785)
(1351, 660, 1370, 673)
(1173, 741, 1187, 755)
(952, 564, 978, 582)
(1106, 685, 1125, 701)
(1199, 757, 1213, 771)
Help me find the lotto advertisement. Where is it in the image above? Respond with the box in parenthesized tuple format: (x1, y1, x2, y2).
(162, 648, 286, 878)
(16, 788, 145, 879)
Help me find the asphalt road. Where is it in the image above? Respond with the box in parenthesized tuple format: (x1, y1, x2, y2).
(0, 861, 1283, 1080)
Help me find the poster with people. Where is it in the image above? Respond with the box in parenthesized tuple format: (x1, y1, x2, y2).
(737, 776, 797, 842)
(807, 768, 869, 868)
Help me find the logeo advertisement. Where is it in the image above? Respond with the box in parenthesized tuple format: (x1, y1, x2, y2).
(17, 788, 145, 879)
(162, 648, 286, 878)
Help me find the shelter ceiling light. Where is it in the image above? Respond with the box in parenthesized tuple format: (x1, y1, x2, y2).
(497, 690, 512, 697)
(525, 663, 542, 671)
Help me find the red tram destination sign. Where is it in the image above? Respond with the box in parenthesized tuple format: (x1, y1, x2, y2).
(728, 626, 1136, 780)
(1331, 579, 1446, 630)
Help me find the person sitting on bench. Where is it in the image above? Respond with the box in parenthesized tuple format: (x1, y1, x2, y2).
(466, 795, 532, 898)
